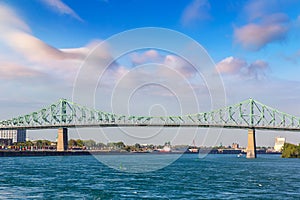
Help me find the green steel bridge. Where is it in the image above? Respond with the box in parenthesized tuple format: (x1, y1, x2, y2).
(0, 98, 298, 158)
(0, 98, 299, 131)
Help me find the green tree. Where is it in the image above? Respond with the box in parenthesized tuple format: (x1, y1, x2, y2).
(68, 139, 77, 147)
(148, 144, 155, 149)
(96, 142, 106, 148)
(42, 140, 51, 146)
(83, 140, 96, 147)
(282, 143, 300, 158)
(115, 141, 125, 149)
(25, 140, 34, 147)
(76, 139, 84, 147)
(107, 142, 115, 148)
(124, 145, 131, 152)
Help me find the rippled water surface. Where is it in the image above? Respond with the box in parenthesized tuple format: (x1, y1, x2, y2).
(0, 154, 299, 199)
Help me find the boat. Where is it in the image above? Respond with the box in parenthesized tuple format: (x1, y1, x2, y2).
(159, 145, 171, 152)
(188, 148, 199, 153)
(187, 139, 199, 153)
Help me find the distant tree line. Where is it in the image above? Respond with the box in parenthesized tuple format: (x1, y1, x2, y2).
(68, 140, 168, 151)
(9, 139, 177, 152)
(7, 140, 55, 150)
(68, 139, 106, 149)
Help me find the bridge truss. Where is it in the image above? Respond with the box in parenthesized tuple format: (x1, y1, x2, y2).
(0, 98, 300, 131)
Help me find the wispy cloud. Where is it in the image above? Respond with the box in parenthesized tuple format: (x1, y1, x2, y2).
(3, 31, 87, 62)
(0, 62, 43, 80)
(40, 0, 83, 21)
(2, 4, 197, 105)
(234, 0, 290, 51)
(129, 50, 197, 79)
(0, 4, 120, 111)
(247, 60, 269, 79)
(282, 49, 300, 64)
(130, 50, 164, 66)
(234, 15, 290, 51)
(0, 4, 30, 33)
(296, 15, 300, 26)
(0, 4, 88, 72)
(0, 4, 112, 91)
(244, 0, 279, 21)
(181, 0, 211, 26)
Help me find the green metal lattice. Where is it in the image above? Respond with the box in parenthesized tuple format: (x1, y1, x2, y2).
(0, 98, 299, 131)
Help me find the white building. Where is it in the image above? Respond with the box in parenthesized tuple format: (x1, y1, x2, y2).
(274, 137, 286, 152)
(0, 130, 26, 143)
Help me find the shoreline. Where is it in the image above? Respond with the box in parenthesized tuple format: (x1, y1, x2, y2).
(0, 150, 281, 157)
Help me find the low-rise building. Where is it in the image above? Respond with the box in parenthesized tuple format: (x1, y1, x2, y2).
(0, 129, 26, 143)
(232, 143, 239, 149)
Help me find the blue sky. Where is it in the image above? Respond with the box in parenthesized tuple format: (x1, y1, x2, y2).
(1, 0, 300, 146)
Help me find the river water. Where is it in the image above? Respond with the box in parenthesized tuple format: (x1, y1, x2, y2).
(0, 154, 299, 199)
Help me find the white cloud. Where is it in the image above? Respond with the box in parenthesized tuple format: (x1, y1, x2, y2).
(40, 0, 83, 21)
(130, 49, 163, 65)
(0, 4, 86, 62)
(216, 56, 269, 79)
(234, 13, 290, 51)
(181, 0, 211, 26)
(129, 50, 198, 79)
(0, 62, 43, 80)
(163, 55, 197, 78)
(2, 31, 86, 62)
(216, 56, 247, 74)
(234, 0, 291, 51)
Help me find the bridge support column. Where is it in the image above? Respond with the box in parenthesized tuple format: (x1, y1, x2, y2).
(246, 128, 257, 159)
(57, 128, 68, 151)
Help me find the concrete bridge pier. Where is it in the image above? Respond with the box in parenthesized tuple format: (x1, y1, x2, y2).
(246, 128, 257, 159)
(57, 128, 68, 151)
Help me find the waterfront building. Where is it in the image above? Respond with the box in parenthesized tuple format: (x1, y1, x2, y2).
(274, 137, 286, 152)
(0, 129, 26, 143)
(232, 143, 239, 149)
